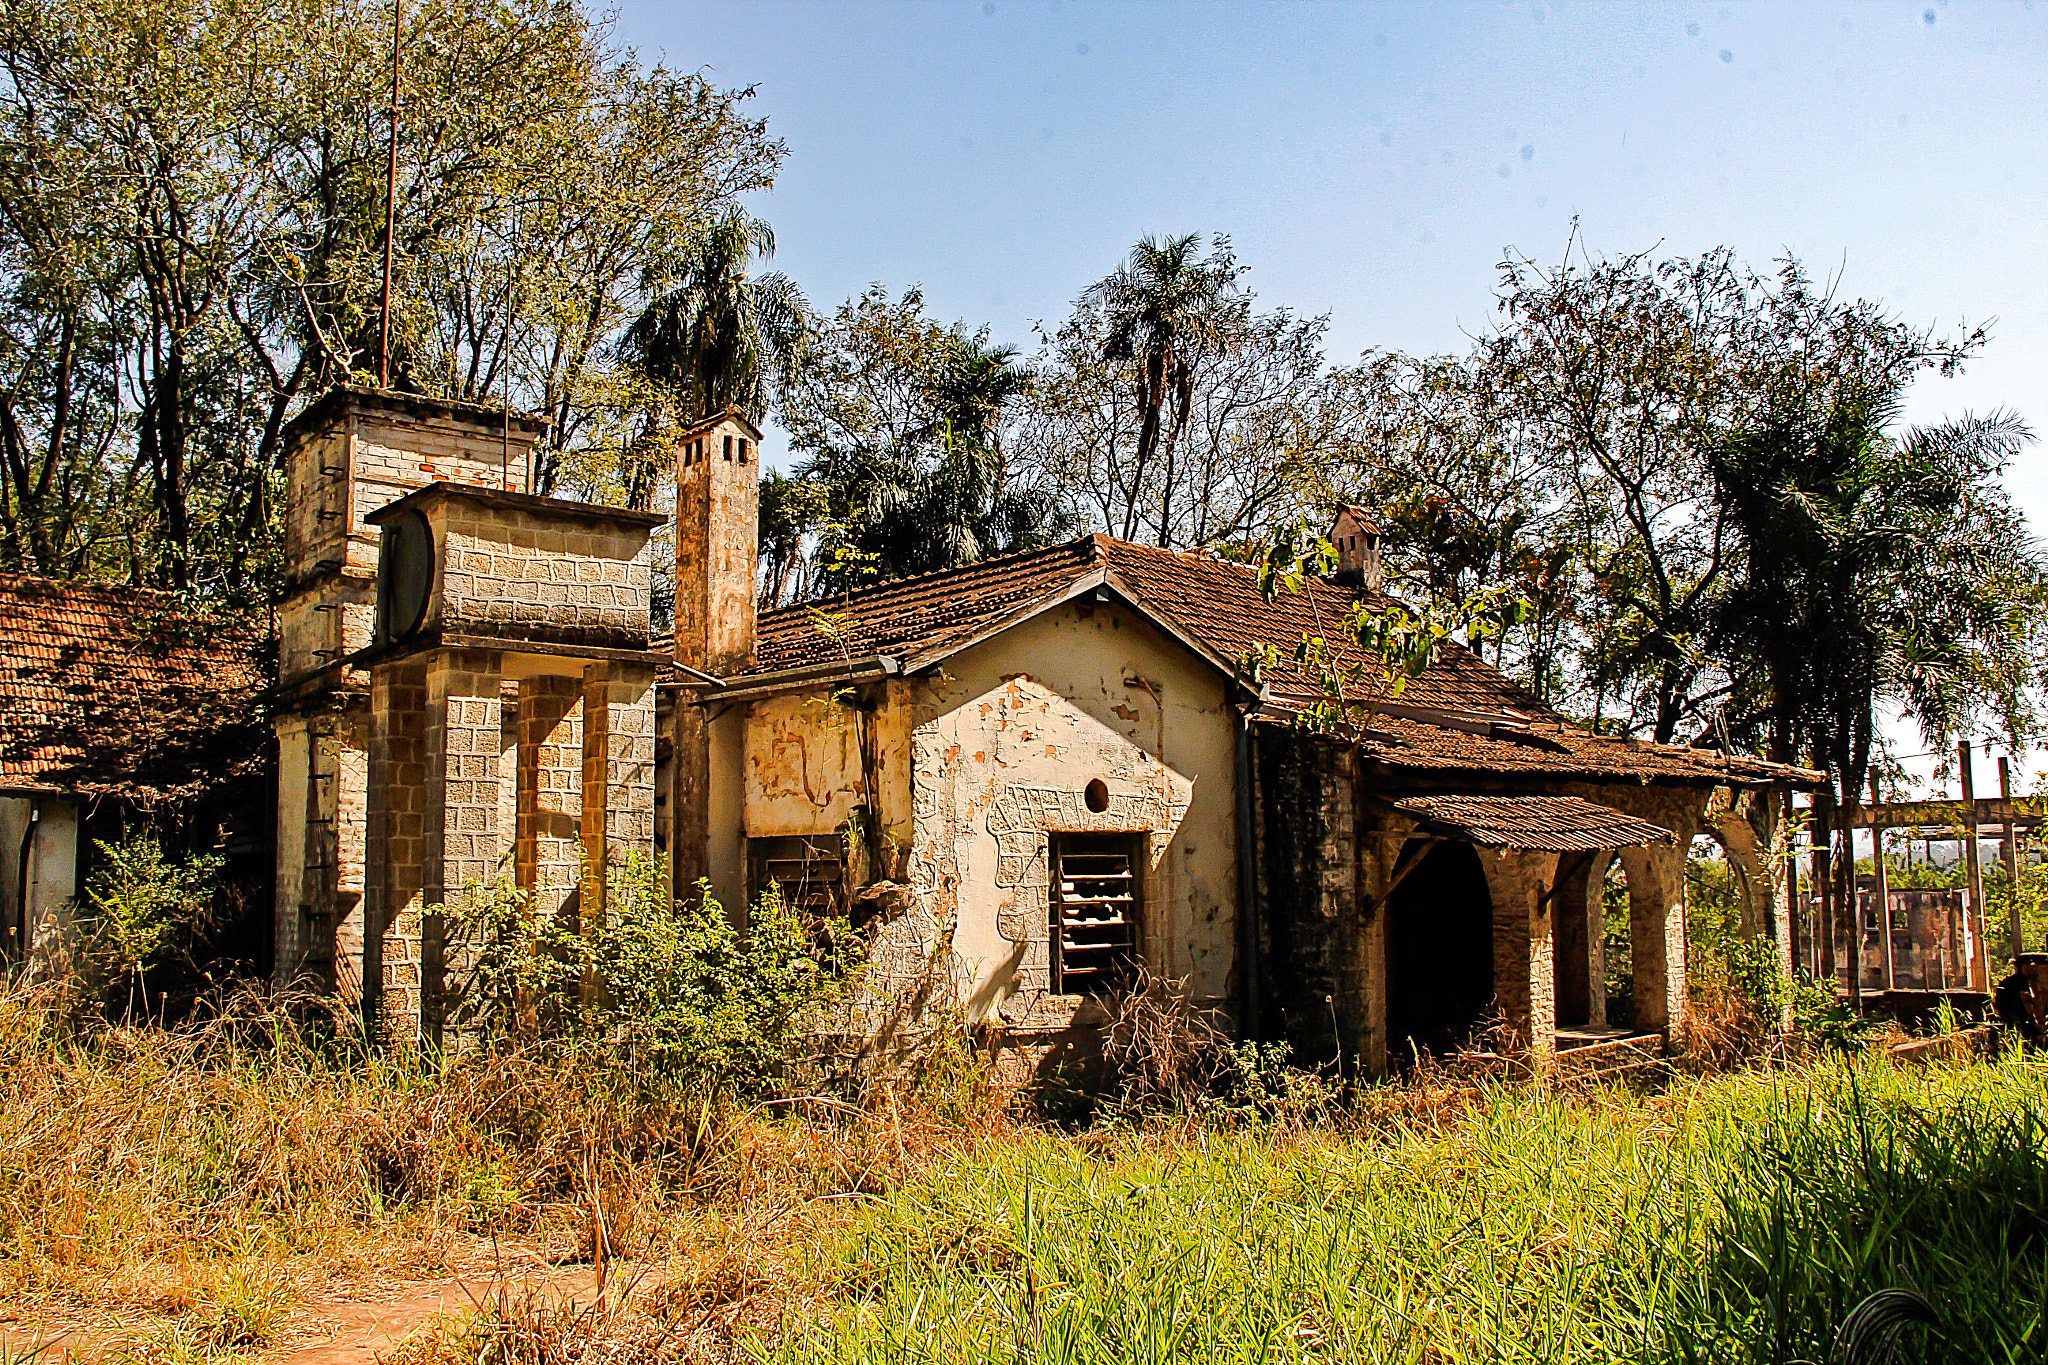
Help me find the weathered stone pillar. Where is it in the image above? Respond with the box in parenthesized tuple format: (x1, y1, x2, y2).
(421, 648, 505, 1046)
(1618, 841, 1688, 1038)
(1358, 830, 1406, 1076)
(364, 661, 428, 1039)
(582, 660, 658, 921)
(1484, 848, 1559, 1063)
(515, 675, 584, 916)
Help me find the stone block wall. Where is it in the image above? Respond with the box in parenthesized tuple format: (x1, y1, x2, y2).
(581, 661, 657, 914)
(434, 501, 653, 646)
(516, 675, 584, 914)
(1253, 726, 1366, 1065)
(1482, 849, 1559, 1059)
(366, 662, 428, 1038)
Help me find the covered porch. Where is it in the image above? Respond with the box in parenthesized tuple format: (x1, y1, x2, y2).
(1251, 726, 1740, 1075)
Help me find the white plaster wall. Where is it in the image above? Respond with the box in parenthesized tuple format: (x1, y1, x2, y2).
(0, 797, 80, 974)
(744, 690, 869, 838)
(909, 600, 1239, 1026)
(706, 706, 749, 915)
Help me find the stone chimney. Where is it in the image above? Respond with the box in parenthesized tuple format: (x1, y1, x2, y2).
(1330, 504, 1383, 592)
(673, 408, 762, 676)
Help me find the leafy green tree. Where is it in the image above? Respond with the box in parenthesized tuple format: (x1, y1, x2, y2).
(1711, 394, 2047, 920)
(1081, 233, 1238, 545)
(776, 287, 1065, 597)
(615, 210, 809, 506)
(1021, 234, 1327, 552)
(1321, 238, 1990, 739)
(0, 0, 782, 591)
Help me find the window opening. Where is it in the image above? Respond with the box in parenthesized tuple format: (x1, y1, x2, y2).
(1050, 832, 1142, 995)
(749, 835, 845, 922)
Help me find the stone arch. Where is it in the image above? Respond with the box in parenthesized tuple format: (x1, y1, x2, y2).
(1615, 840, 1687, 1037)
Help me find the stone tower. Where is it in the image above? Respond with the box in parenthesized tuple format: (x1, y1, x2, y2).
(673, 408, 762, 674)
(273, 388, 545, 1004)
(668, 408, 761, 895)
(1330, 504, 1384, 592)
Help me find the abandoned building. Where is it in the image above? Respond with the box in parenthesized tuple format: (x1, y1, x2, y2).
(0, 383, 1825, 1071)
(656, 447, 1818, 1072)
(0, 573, 269, 975)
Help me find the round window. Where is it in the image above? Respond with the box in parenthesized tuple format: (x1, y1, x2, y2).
(1084, 778, 1110, 814)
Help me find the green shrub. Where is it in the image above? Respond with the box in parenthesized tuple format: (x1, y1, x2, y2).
(78, 831, 224, 1009)
(447, 852, 861, 1096)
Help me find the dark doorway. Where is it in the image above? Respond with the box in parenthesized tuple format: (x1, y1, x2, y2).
(1387, 839, 1495, 1060)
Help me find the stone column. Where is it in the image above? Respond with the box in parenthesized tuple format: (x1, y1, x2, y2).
(1618, 841, 1688, 1038)
(1484, 848, 1559, 1063)
(582, 660, 658, 926)
(421, 648, 505, 1047)
(364, 661, 428, 1040)
(515, 675, 584, 918)
(1358, 830, 1406, 1076)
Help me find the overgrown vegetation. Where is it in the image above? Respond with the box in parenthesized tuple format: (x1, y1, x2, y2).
(447, 857, 859, 1097)
(5, 962, 2034, 1365)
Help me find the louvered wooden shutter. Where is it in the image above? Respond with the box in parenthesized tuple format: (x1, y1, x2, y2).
(1051, 836, 1140, 995)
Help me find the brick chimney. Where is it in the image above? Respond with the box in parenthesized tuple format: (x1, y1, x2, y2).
(668, 407, 761, 903)
(1330, 504, 1383, 592)
(673, 408, 761, 675)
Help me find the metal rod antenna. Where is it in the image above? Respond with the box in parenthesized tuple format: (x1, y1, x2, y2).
(378, 0, 402, 388)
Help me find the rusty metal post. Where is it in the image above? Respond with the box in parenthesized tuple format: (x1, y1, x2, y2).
(379, 0, 401, 389)
(1961, 741, 1989, 990)
(1815, 790, 1836, 989)
(1871, 771, 1893, 997)
(2001, 756, 2022, 967)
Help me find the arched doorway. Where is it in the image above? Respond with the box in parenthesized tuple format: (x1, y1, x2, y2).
(1387, 839, 1494, 1059)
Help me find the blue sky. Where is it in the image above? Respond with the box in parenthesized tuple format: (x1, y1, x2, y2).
(612, 0, 2048, 789)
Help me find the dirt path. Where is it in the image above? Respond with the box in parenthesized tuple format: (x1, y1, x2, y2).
(262, 1263, 607, 1365)
(0, 1259, 617, 1365)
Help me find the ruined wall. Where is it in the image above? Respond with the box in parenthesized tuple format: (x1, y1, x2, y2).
(276, 392, 541, 994)
(1253, 725, 1361, 1063)
(903, 602, 1236, 1040)
(728, 599, 1240, 1064)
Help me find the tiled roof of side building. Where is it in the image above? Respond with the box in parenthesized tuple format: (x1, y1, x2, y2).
(1392, 794, 1676, 853)
(663, 533, 1820, 789)
(0, 574, 267, 798)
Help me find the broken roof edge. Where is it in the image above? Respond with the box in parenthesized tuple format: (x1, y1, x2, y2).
(1380, 792, 1677, 853)
(281, 384, 551, 445)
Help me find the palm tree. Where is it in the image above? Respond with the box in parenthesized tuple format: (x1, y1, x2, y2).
(1084, 233, 1235, 545)
(618, 211, 810, 505)
(810, 336, 1065, 593)
(1712, 393, 2042, 968)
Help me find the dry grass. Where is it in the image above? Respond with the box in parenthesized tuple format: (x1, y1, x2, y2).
(2, 974, 2029, 1365)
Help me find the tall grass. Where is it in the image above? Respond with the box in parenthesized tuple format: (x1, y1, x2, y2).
(6, 976, 2044, 1364)
(761, 1057, 2048, 1363)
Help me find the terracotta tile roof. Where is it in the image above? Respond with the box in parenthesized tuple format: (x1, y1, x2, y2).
(661, 533, 1819, 789)
(750, 538, 1097, 673)
(1392, 794, 1675, 852)
(0, 575, 267, 799)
